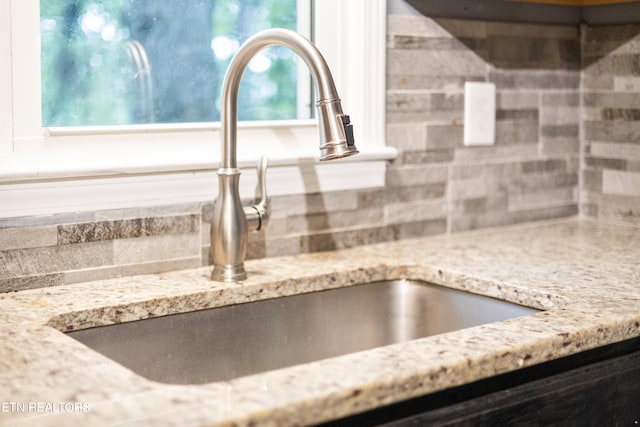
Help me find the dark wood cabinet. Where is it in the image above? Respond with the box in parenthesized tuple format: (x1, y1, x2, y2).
(321, 338, 640, 426)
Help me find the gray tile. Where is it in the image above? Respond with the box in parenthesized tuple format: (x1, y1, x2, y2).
(602, 108, 640, 121)
(582, 192, 640, 225)
(387, 92, 430, 113)
(246, 217, 287, 238)
(57, 242, 115, 271)
(584, 156, 628, 171)
(386, 91, 463, 123)
(490, 70, 580, 89)
(452, 193, 509, 216)
(269, 191, 360, 217)
(387, 15, 486, 39)
(614, 76, 640, 91)
(0, 226, 57, 251)
(357, 189, 387, 209)
(387, 15, 452, 38)
(450, 163, 486, 180)
(390, 35, 480, 51)
(486, 22, 578, 39)
(458, 197, 489, 215)
(449, 176, 491, 201)
(626, 160, 640, 173)
(487, 37, 580, 69)
(590, 142, 640, 160)
(0, 205, 202, 230)
(581, 203, 599, 218)
(283, 208, 385, 235)
(64, 258, 202, 285)
(113, 234, 200, 265)
(508, 187, 577, 212)
(584, 24, 640, 44)
(428, 17, 488, 39)
(200, 222, 212, 246)
(495, 121, 539, 145)
(430, 93, 464, 113)
(584, 54, 640, 77)
(387, 75, 484, 91)
(496, 109, 538, 121)
(515, 173, 579, 192)
(582, 169, 603, 193)
(386, 164, 449, 187)
(542, 92, 580, 107)
(301, 226, 395, 254)
(541, 106, 580, 126)
(386, 123, 427, 151)
(387, 50, 487, 78)
(247, 235, 302, 260)
(0, 248, 58, 279)
(584, 121, 640, 143)
(385, 198, 447, 224)
(0, 212, 98, 229)
(57, 215, 199, 245)
(583, 92, 640, 109)
(582, 75, 614, 90)
(542, 124, 580, 138)
(93, 204, 204, 221)
(507, 204, 578, 224)
(602, 169, 640, 197)
(400, 149, 454, 165)
(497, 92, 539, 110)
(541, 138, 580, 156)
(0, 242, 113, 279)
(0, 274, 64, 293)
(521, 159, 568, 174)
(384, 183, 447, 204)
(453, 145, 539, 163)
(394, 218, 447, 240)
(450, 210, 511, 232)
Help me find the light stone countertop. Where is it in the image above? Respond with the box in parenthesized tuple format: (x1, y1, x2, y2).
(1, 218, 639, 426)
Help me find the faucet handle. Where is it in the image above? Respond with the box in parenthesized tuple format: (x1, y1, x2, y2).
(244, 155, 270, 232)
(255, 155, 268, 207)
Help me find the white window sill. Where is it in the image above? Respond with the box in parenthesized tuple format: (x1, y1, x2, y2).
(0, 121, 396, 218)
(0, 153, 396, 218)
(2, 120, 395, 182)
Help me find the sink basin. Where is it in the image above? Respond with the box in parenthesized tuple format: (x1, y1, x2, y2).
(67, 279, 539, 384)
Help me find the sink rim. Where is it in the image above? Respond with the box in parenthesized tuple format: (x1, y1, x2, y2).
(64, 278, 541, 385)
(49, 268, 556, 335)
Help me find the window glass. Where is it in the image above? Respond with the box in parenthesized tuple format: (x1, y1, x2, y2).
(40, 0, 305, 126)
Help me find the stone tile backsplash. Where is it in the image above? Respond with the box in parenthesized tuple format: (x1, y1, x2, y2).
(0, 209, 203, 292)
(1, 16, 638, 292)
(582, 23, 640, 225)
(387, 15, 581, 233)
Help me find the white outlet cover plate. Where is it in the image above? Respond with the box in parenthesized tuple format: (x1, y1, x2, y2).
(464, 82, 496, 146)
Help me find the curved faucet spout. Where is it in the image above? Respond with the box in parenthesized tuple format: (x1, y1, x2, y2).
(211, 28, 358, 282)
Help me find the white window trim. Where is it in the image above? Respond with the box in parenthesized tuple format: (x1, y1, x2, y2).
(0, 0, 394, 218)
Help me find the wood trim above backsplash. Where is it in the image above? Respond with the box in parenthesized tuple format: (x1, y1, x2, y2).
(512, 0, 639, 5)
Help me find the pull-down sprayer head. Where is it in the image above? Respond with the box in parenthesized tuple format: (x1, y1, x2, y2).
(316, 99, 358, 161)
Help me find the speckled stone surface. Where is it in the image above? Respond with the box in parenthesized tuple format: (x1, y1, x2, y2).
(1, 218, 639, 426)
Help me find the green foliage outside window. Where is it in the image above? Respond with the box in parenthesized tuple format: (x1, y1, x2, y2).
(40, 0, 301, 126)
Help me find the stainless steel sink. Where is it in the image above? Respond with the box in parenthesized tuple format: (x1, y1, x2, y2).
(67, 279, 539, 384)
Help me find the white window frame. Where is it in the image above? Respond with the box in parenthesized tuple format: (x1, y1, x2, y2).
(0, 0, 393, 218)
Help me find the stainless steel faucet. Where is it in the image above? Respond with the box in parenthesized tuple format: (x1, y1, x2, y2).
(211, 28, 359, 282)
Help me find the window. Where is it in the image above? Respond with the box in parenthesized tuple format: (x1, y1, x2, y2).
(1, 0, 391, 218)
(40, 0, 308, 126)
